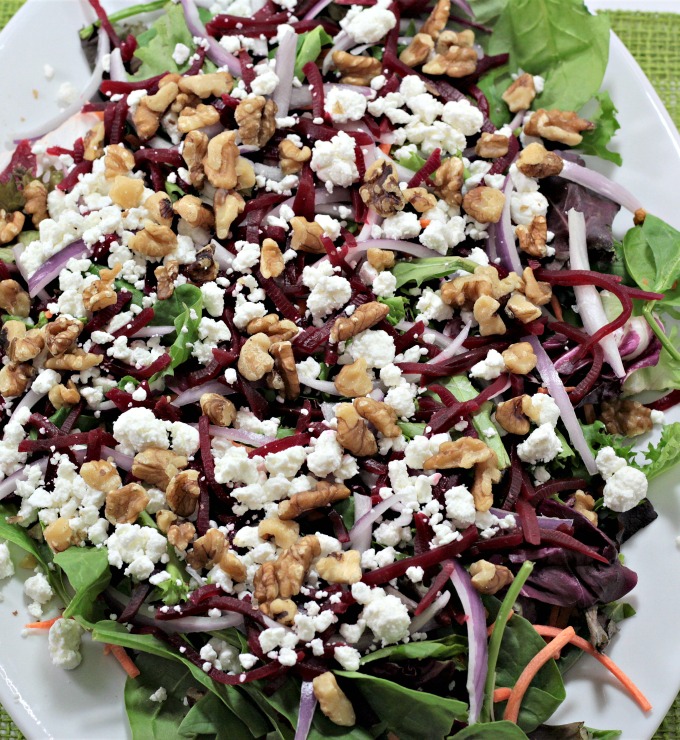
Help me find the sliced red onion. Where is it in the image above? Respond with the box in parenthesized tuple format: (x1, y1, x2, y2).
(409, 590, 450, 634)
(212, 241, 233, 269)
(202, 425, 276, 447)
(351, 492, 374, 550)
(267, 188, 350, 221)
(348, 494, 407, 551)
(527, 336, 597, 475)
(12, 28, 110, 141)
(508, 110, 525, 130)
(272, 27, 297, 118)
(560, 159, 643, 213)
(486, 223, 498, 263)
(495, 173, 522, 273)
(180, 0, 241, 76)
(347, 239, 443, 262)
(171, 381, 234, 407)
(322, 30, 353, 74)
(426, 321, 471, 365)
(0, 458, 49, 501)
(294, 682, 318, 740)
(290, 83, 375, 110)
(320, 402, 337, 422)
(156, 613, 243, 633)
(450, 561, 487, 724)
(618, 316, 653, 361)
(27, 239, 90, 296)
(98, 401, 117, 411)
(568, 209, 624, 378)
(253, 162, 284, 180)
(100, 446, 134, 471)
(108, 47, 126, 82)
(131, 325, 175, 339)
(9, 389, 43, 423)
(299, 375, 346, 396)
(303, 0, 333, 19)
(385, 585, 419, 611)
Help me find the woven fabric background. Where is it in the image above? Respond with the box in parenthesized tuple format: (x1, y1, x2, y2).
(0, 3, 678, 739)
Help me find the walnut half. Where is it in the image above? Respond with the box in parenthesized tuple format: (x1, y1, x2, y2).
(278, 482, 350, 520)
(359, 159, 405, 218)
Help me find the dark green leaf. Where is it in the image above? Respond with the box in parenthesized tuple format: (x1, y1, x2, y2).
(476, 65, 513, 129)
(454, 721, 529, 739)
(622, 214, 680, 295)
(179, 692, 251, 740)
(578, 91, 622, 165)
(634, 422, 680, 481)
(54, 546, 111, 624)
(154, 285, 203, 377)
(623, 330, 680, 394)
(294, 27, 333, 79)
(361, 633, 467, 664)
(150, 284, 203, 326)
(391, 257, 479, 290)
(489, 0, 610, 112)
(335, 671, 468, 738)
(378, 296, 407, 325)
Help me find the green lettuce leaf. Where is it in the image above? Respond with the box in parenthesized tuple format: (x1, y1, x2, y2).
(398, 421, 426, 439)
(154, 284, 203, 377)
(392, 256, 479, 290)
(454, 721, 529, 739)
(489, 0, 610, 112)
(150, 284, 203, 326)
(635, 422, 680, 481)
(132, 3, 197, 80)
(578, 91, 622, 165)
(178, 692, 249, 740)
(468, 0, 510, 24)
(396, 150, 427, 172)
(54, 546, 111, 625)
(475, 64, 513, 128)
(361, 632, 467, 664)
(294, 26, 333, 79)
(580, 421, 634, 464)
(378, 296, 407, 325)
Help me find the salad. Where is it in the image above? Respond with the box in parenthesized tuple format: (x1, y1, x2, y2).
(0, 0, 679, 737)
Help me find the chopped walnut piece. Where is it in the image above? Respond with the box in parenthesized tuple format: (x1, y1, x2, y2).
(184, 244, 219, 284)
(359, 160, 405, 218)
(473, 295, 506, 336)
(23, 180, 48, 227)
(182, 130, 209, 189)
(463, 186, 506, 224)
(423, 45, 477, 77)
(269, 598, 298, 625)
(505, 293, 542, 323)
(2, 321, 44, 363)
(258, 518, 300, 549)
(238, 333, 274, 381)
(278, 482, 351, 520)
(403, 187, 437, 213)
(0, 210, 24, 244)
(254, 535, 321, 610)
(278, 139, 312, 175)
(167, 521, 196, 551)
(290, 216, 325, 253)
(44, 350, 102, 371)
(0, 279, 30, 316)
(420, 0, 451, 37)
(83, 264, 120, 312)
(495, 396, 531, 435)
(469, 560, 514, 595)
(104, 144, 135, 179)
(516, 216, 549, 258)
(502, 73, 537, 113)
(516, 142, 564, 179)
(214, 189, 245, 239)
(177, 103, 221, 134)
(235, 156, 256, 190)
(247, 314, 298, 343)
(475, 132, 510, 159)
(313, 673, 356, 727)
(80, 460, 122, 493)
(144, 191, 174, 227)
(179, 72, 233, 98)
(336, 402, 377, 457)
(270, 341, 300, 401)
(574, 490, 598, 526)
(522, 267, 552, 306)
(132, 448, 188, 490)
(186, 528, 229, 570)
(44, 518, 79, 553)
(43, 317, 83, 356)
(432, 157, 464, 207)
(332, 51, 382, 85)
(134, 83, 179, 138)
(399, 33, 434, 68)
(105, 483, 150, 525)
(200, 393, 236, 427)
(435, 29, 474, 53)
(48, 381, 80, 410)
(600, 399, 652, 437)
(82, 121, 105, 161)
(235, 96, 277, 147)
(330, 301, 390, 343)
(173, 195, 214, 230)
(423, 437, 493, 471)
(317, 550, 362, 585)
(156, 509, 178, 534)
(0, 363, 33, 396)
(154, 260, 179, 300)
(502, 342, 537, 375)
(109, 176, 145, 209)
(260, 238, 285, 278)
(334, 357, 373, 397)
(472, 452, 501, 512)
(129, 222, 178, 257)
(354, 396, 401, 437)
(166, 470, 201, 517)
(220, 551, 247, 582)
(203, 131, 239, 189)
(524, 109, 594, 147)
(366, 248, 396, 272)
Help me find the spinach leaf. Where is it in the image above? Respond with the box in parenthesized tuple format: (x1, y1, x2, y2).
(156, 284, 203, 377)
(578, 91, 622, 166)
(151, 284, 203, 326)
(635, 422, 680, 481)
(361, 633, 467, 664)
(443, 376, 510, 468)
(133, 2, 196, 80)
(125, 653, 196, 740)
(489, 0, 610, 112)
(335, 671, 468, 738)
(294, 27, 333, 79)
(527, 724, 620, 739)
(453, 721, 529, 739)
(468, 0, 510, 24)
(179, 692, 249, 740)
(0, 505, 69, 604)
(392, 257, 479, 290)
(378, 296, 407, 325)
(622, 214, 680, 295)
(54, 546, 111, 624)
(476, 64, 513, 128)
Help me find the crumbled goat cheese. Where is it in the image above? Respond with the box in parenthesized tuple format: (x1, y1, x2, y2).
(48, 618, 84, 670)
(528, 393, 560, 427)
(172, 43, 191, 65)
(361, 592, 410, 645)
(347, 329, 396, 369)
(340, 0, 397, 43)
(105, 524, 169, 580)
(469, 349, 506, 380)
(24, 572, 53, 618)
(603, 466, 648, 513)
(596, 447, 628, 480)
(0, 543, 14, 579)
(334, 645, 362, 671)
(517, 424, 563, 464)
(306, 430, 343, 477)
(445, 485, 477, 528)
(310, 131, 359, 192)
(325, 87, 367, 123)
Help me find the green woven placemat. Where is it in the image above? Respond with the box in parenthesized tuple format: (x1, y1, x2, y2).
(0, 3, 678, 739)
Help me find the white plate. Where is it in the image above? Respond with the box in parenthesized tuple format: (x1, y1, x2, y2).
(0, 3, 680, 739)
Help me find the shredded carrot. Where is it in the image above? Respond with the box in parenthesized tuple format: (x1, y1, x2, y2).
(379, 142, 391, 155)
(487, 610, 514, 636)
(503, 626, 576, 723)
(420, 219, 431, 228)
(533, 625, 652, 713)
(108, 644, 140, 679)
(493, 687, 512, 702)
(24, 616, 61, 629)
(103, 644, 112, 656)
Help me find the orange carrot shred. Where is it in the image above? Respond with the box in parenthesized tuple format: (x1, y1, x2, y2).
(24, 616, 61, 629)
(493, 687, 512, 702)
(532, 625, 651, 713)
(503, 627, 576, 724)
(108, 644, 140, 679)
(103, 644, 112, 656)
(379, 142, 391, 155)
(487, 610, 514, 636)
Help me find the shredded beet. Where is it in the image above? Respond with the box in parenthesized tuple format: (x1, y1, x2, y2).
(0, 140, 36, 183)
(501, 447, 523, 510)
(27, 413, 65, 438)
(185, 46, 207, 75)
(125, 354, 172, 380)
(19, 430, 116, 453)
(110, 308, 155, 339)
(648, 390, 680, 411)
(538, 528, 610, 564)
(195, 475, 212, 537)
(414, 560, 455, 616)
(254, 270, 302, 323)
(296, 118, 372, 145)
(237, 377, 269, 419)
(247, 433, 311, 458)
(134, 149, 184, 167)
(117, 582, 152, 623)
(303, 61, 327, 122)
(292, 164, 316, 220)
(85, 291, 133, 335)
(103, 99, 129, 145)
(87, 0, 121, 47)
(60, 402, 84, 435)
(57, 160, 93, 192)
(516, 496, 541, 546)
